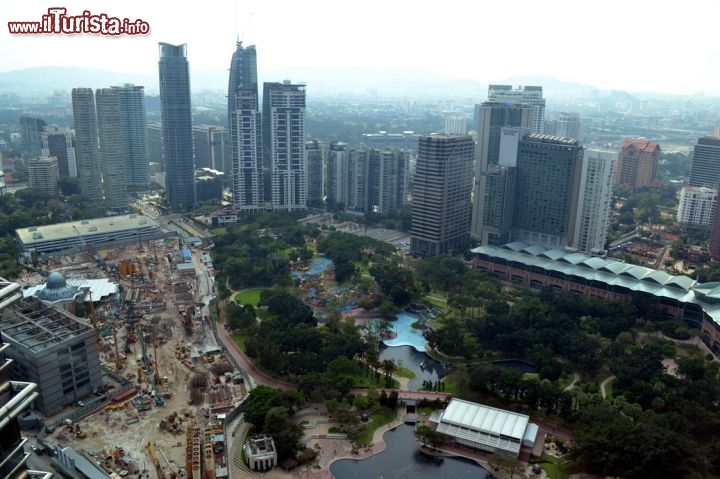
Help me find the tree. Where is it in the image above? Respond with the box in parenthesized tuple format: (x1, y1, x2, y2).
(380, 360, 395, 388)
(263, 406, 303, 459)
(415, 424, 446, 449)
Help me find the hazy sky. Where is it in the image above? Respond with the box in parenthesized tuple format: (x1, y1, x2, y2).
(1, 0, 718, 95)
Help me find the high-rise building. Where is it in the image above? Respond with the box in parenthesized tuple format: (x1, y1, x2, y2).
(327, 142, 353, 210)
(571, 149, 616, 253)
(147, 122, 164, 169)
(306, 140, 324, 207)
(368, 149, 408, 215)
(678, 187, 717, 228)
(410, 135, 474, 257)
(227, 41, 258, 134)
(614, 138, 661, 189)
(27, 156, 60, 197)
(0, 278, 53, 479)
(444, 116, 468, 135)
(688, 136, 720, 189)
(512, 134, 584, 248)
(19, 115, 47, 157)
(546, 112, 581, 139)
(229, 42, 263, 212)
(263, 81, 307, 212)
(471, 101, 532, 242)
(487, 85, 545, 134)
(71, 88, 104, 201)
(95, 88, 128, 210)
(159, 42, 195, 211)
(115, 84, 150, 189)
(41, 126, 76, 177)
(231, 88, 263, 211)
(193, 126, 211, 170)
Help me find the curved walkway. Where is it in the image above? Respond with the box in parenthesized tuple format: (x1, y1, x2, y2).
(600, 375, 615, 399)
(216, 299, 294, 391)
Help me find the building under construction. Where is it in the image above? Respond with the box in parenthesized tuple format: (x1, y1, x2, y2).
(0, 295, 102, 415)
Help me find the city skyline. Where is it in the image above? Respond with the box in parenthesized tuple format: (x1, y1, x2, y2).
(1, 0, 719, 96)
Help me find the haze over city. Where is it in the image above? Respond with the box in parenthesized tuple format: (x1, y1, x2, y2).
(1, 0, 719, 96)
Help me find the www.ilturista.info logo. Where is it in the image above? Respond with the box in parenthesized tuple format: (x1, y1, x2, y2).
(8, 8, 150, 35)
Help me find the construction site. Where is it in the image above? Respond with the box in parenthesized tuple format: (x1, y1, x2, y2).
(20, 233, 245, 479)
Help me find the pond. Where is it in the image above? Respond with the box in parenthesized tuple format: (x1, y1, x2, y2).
(380, 345, 445, 390)
(330, 423, 490, 479)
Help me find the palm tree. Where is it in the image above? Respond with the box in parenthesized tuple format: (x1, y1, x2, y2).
(381, 359, 395, 388)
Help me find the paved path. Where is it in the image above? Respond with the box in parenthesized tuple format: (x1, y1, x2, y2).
(564, 372, 581, 391)
(216, 299, 294, 391)
(600, 375, 615, 399)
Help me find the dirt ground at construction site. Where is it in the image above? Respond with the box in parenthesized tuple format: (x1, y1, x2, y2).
(32, 236, 244, 479)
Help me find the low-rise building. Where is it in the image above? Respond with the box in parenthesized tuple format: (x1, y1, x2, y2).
(431, 398, 539, 458)
(244, 434, 277, 471)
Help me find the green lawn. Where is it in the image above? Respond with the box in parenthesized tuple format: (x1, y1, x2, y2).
(231, 333, 247, 352)
(355, 408, 398, 446)
(234, 288, 263, 307)
(394, 366, 416, 379)
(211, 227, 227, 236)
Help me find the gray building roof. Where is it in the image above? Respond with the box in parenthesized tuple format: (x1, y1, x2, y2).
(15, 214, 161, 254)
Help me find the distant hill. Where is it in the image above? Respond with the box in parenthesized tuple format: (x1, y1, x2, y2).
(0, 66, 488, 98)
(0, 67, 713, 101)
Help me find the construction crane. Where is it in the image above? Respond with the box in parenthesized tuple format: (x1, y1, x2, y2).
(112, 323, 123, 371)
(88, 290, 100, 344)
(146, 442, 165, 479)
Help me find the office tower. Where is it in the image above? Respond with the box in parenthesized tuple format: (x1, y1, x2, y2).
(306, 140, 324, 207)
(27, 156, 60, 197)
(227, 42, 258, 134)
(41, 126, 76, 177)
(147, 123, 164, 168)
(677, 187, 717, 228)
(95, 88, 128, 210)
(444, 116, 468, 135)
(410, 135, 474, 257)
(368, 149, 408, 215)
(487, 85, 545, 134)
(0, 278, 53, 479)
(512, 134, 584, 248)
(115, 84, 150, 189)
(263, 81, 307, 212)
(159, 42, 195, 211)
(614, 138, 661, 189)
(72, 88, 104, 201)
(231, 88, 263, 211)
(688, 136, 720, 189)
(471, 101, 532, 241)
(19, 115, 47, 157)
(571, 149, 616, 253)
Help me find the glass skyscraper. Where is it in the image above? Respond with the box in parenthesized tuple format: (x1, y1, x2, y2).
(159, 42, 195, 211)
(71, 88, 103, 201)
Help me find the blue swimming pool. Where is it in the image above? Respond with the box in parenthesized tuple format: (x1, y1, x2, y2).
(383, 312, 426, 352)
